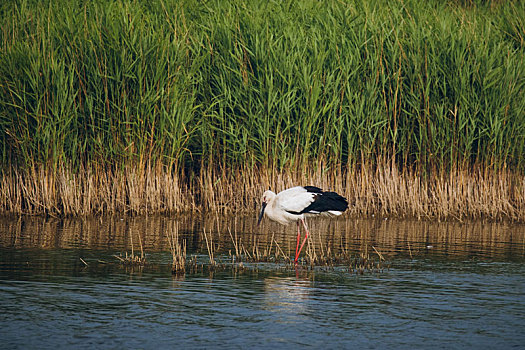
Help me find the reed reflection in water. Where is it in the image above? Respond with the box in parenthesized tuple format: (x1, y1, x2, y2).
(0, 215, 523, 262)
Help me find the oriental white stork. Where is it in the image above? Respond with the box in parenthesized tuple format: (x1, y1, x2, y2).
(257, 186, 348, 264)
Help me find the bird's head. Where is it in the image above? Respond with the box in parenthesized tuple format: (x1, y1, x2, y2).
(258, 189, 275, 225)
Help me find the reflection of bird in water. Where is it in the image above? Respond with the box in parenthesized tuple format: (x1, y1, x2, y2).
(263, 276, 312, 314)
(258, 186, 348, 263)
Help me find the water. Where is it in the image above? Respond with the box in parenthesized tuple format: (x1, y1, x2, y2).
(1, 215, 524, 349)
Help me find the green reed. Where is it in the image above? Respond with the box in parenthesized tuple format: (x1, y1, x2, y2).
(1, 0, 524, 215)
(1, 0, 201, 170)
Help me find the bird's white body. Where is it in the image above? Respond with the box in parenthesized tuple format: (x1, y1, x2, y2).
(261, 187, 344, 225)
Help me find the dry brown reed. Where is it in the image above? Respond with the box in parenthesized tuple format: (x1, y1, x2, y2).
(167, 222, 186, 274)
(203, 227, 216, 267)
(114, 228, 147, 266)
(113, 251, 146, 265)
(228, 226, 292, 264)
(1, 162, 524, 221)
(223, 215, 387, 272)
(293, 228, 387, 273)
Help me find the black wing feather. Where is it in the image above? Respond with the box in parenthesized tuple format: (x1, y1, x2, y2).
(287, 187, 348, 215)
(302, 186, 323, 193)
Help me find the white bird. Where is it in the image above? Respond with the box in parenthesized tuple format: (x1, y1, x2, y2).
(257, 186, 348, 263)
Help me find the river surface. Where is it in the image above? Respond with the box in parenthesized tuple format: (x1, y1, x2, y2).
(0, 215, 524, 349)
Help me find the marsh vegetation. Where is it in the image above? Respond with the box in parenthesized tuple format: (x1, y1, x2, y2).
(1, 0, 524, 219)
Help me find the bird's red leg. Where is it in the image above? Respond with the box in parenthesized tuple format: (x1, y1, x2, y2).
(295, 221, 301, 263)
(296, 218, 310, 263)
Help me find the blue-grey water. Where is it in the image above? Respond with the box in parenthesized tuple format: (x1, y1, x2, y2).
(0, 215, 524, 349)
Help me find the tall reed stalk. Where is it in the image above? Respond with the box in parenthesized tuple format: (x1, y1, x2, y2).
(167, 222, 186, 274)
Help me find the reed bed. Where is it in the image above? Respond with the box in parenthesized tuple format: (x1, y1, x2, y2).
(1, 0, 524, 220)
(1, 163, 524, 221)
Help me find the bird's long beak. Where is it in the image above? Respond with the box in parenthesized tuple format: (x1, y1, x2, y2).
(257, 202, 267, 226)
